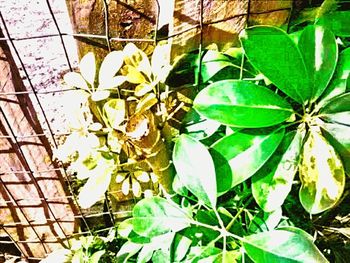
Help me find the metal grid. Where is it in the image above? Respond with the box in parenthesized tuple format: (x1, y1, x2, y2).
(0, 0, 293, 261)
(0, 0, 168, 261)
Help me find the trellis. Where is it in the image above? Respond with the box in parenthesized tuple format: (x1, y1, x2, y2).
(0, 0, 292, 261)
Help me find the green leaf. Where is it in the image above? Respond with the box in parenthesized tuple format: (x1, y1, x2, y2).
(165, 52, 200, 87)
(317, 48, 350, 107)
(320, 92, 350, 114)
(116, 241, 143, 263)
(99, 51, 124, 84)
(77, 158, 113, 209)
(89, 250, 105, 263)
(320, 122, 350, 174)
(193, 80, 294, 128)
(201, 50, 236, 83)
(181, 109, 221, 140)
(80, 52, 96, 86)
(298, 25, 337, 101)
(299, 128, 345, 214)
(320, 92, 350, 125)
(249, 208, 283, 234)
(252, 129, 305, 212)
(173, 134, 217, 207)
(137, 233, 175, 263)
(185, 246, 221, 262)
(333, 47, 350, 82)
(212, 128, 285, 194)
(132, 197, 191, 238)
(317, 11, 350, 37)
(152, 250, 171, 263)
(173, 234, 192, 262)
(239, 26, 311, 104)
(243, 229, 328, 262)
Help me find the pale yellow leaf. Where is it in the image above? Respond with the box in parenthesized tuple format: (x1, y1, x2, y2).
(123, 43, 152, 78)
(91, 90, 110, 101)
(64, 72, 89, 90)
(135, 93, 158, 114)
(134, 83, 154, 97)
(132, 179, 142, 197)
(99, 51, 124, 83)
(121, 65, 146, 84)
(79, 52, 96, 86)
(151, 43, 171, 82)
(98, 76, 127, 90)
(134, 171, 150, 183)
(122, 178, 130, 195)
(115, 174, 126, 183)
(103, 99, 125, 129)
(88, 122, 103, 131)
(78, 159, 113, 208)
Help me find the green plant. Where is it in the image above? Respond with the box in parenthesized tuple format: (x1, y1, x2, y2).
(42, 229, 119, 263)
(192, 24, 349, 215)
(50, 4, 350, 261)
(115, 22, 350, 262)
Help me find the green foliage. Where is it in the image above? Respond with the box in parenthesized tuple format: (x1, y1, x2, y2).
(42, 229, 119, 263)
(49, 5, 350, 262)
(190, 23, 349, 216)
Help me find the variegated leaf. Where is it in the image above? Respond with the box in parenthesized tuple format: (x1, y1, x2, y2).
(299, 127, 345, 214)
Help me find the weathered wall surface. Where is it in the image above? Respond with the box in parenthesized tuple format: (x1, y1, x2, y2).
(65, 0, 158, 62)
(0, 28, 77, 259)
(171, 0, 292, 55)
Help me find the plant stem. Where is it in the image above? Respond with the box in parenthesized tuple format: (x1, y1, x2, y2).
(226, 196, 253, 231)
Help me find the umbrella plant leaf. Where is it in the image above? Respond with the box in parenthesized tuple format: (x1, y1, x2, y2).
(99, 51, 124, 85)
(123, 43, 152, 78)
(317, 48, 350, 107)
(320, 93, 350, 125)
(98, 75, 127, 90)
(132, 197, 191, 238)
(121, 65, 147, 84)
(320, 92, 350, 114)
(211, 128, 285, 195)
(64, 72, 89, 91)
(239, 26, 311, 104)
(91, 90, 110, 102)
(320, 122, 350, 174)
(181, 108, 221, 140)
(78, 158, 114, 209)
(200, 50, 236, 83)
(193, 80, 294, 128)
(316, 11, 350, 37)
(252, 128, 305, 212)
(103, 99, 125, 129)
(243, 229, 328, 262)
(298, 25, 337, 101)
(299, 128, 345, 214)
(173, 134, 217, 207)
(80, 52, 96, 86)
(165, 52, 200, 87)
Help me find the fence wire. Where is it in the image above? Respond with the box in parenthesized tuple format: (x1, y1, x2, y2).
(0, 0, 293, 261)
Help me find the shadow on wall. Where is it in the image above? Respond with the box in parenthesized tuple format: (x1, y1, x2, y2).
(0, 28, 78, 259)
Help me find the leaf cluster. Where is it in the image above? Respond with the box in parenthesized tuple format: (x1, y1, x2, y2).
(55, 42, 175, 208)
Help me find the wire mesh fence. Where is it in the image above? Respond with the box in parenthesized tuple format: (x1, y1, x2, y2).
(0, 0, 292, 261)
